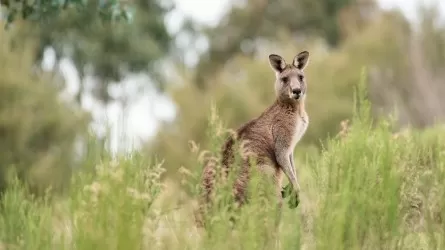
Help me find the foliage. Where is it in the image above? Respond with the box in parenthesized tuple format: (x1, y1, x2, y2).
(1, 0, 176, 105)
(147, 8, 445, 179)
(0, 153, 165, 249)
(193, 0, 378, 89)
(0, 175, 54, 249)
(1, 0, 132, 26)
(1, 76, 445, 249)
(70, 153, 164, 249)
(308, 74, 445, 249)
(0, 28, 89, 195)
(1, 0, 445, 249)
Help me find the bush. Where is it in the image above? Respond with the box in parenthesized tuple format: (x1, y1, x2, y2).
(69, 153, 165, 249)
(178, 73, 445, 249)
(0, 70, 444, 249)
(0, 153, 165, 249)
(310, 77, 445, 249)
(0, 28, 89, 196)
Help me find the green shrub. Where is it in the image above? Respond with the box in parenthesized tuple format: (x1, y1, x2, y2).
(0, 28, 89, 196)
(309, 74, 445, 249)
(0, 175, 54, 250)
(69, 153, 165, 250)
(177, 71, 445, 249)
(0, 153, 166, 249)
(0, 70, 444, 249)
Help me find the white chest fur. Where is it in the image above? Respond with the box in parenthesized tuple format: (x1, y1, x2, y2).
(290, 113, 309, 149)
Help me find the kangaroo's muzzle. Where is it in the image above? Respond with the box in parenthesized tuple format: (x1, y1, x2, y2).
(292, 88, 302, 99)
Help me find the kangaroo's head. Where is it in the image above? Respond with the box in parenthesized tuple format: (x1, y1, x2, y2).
(268, 51, 310, 102)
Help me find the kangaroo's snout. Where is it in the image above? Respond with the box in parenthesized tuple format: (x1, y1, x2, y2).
(292, 88, 302, 99)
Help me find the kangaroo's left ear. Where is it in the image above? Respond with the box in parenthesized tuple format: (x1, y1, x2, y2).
(292, 51, 309, 70)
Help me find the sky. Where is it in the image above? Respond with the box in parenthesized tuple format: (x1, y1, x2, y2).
(43, 0, 445, 154)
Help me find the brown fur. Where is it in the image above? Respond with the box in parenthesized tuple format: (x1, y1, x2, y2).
(196, 51, 310, 227)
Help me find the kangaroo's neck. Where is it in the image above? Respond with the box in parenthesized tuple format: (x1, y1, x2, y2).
(275, 98, 306, 114)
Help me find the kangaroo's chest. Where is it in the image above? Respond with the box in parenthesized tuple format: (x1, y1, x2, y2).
(290, 112, 309, 148)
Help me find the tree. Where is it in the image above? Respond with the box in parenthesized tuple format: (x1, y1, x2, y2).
(1, 0, 177, 106)
(193, 0, 378, 90)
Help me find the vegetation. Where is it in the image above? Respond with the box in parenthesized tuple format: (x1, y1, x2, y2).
(1, 72, 445, 249)
(1, 0, 176, 105)
(193, 0, 378, 89)
(1, 0, 445, 249)
(0, 27, 89, 196)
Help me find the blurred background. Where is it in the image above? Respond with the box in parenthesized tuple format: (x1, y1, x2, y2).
(0, 0, 444, 193)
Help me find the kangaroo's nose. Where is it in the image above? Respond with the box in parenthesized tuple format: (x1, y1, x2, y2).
(292, 89, 302, 96)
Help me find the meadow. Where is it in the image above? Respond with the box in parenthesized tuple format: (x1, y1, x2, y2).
(1, 73, 445, 250)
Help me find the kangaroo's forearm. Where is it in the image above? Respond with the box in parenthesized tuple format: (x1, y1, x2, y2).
(289, 153, 296, 177)
(276, 151, 300, 193)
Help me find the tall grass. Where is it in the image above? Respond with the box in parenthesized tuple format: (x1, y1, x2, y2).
(1, 74, 445, 250)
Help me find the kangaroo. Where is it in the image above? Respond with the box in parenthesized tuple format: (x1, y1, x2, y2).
(196, 51, 310, 227)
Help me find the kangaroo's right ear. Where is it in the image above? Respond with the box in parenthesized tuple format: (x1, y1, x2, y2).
(268, 54, 286, 73)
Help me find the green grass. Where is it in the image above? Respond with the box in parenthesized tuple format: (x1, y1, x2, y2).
(1, 77, 445, 250)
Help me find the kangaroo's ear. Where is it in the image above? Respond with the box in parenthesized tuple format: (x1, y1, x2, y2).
(268, 54, 286, 73)
(293, 51, 309, 70)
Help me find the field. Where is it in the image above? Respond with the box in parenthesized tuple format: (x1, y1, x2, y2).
(1, 78, 445, 250)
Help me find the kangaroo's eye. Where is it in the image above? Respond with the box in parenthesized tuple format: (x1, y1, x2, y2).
(281, 77, 289, 82)
(298, 74, 304, 81)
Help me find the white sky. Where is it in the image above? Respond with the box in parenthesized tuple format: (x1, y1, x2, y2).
(43, 0, 444, 154)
